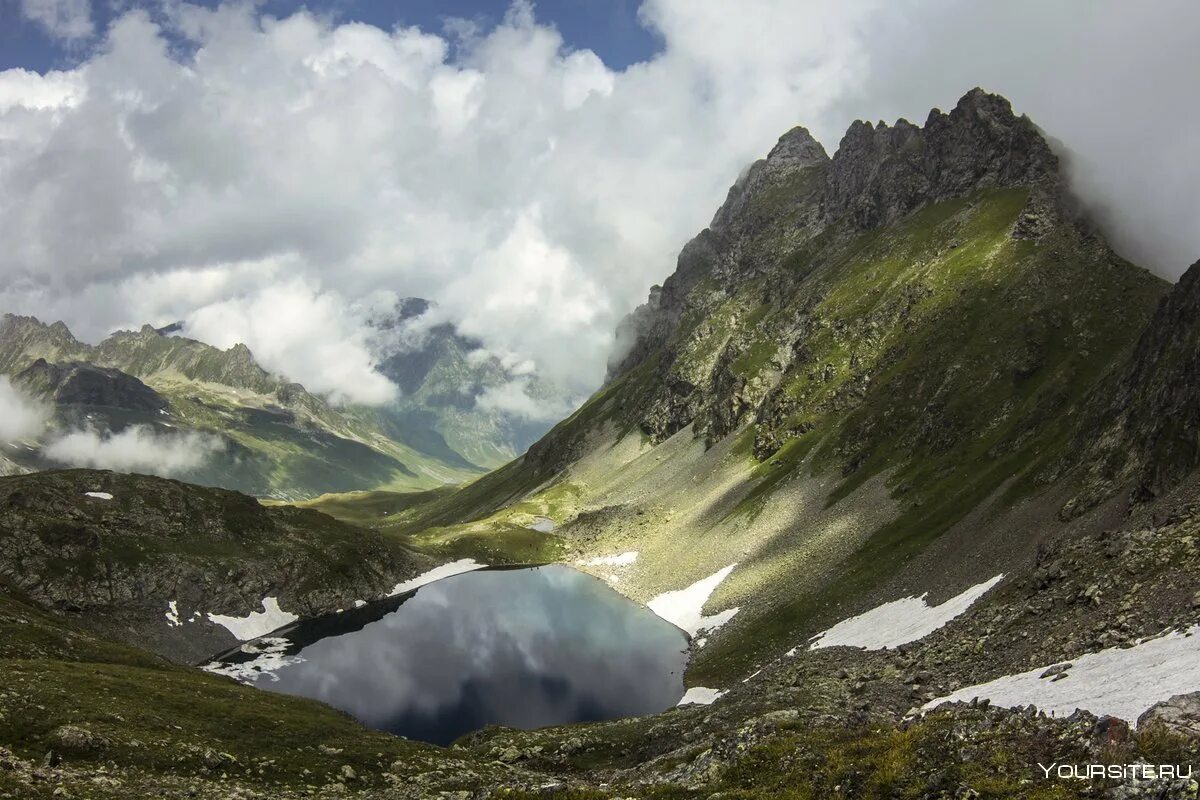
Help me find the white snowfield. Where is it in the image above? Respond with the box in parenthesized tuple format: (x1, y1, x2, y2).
(678, 686, 725, 706)
(207, 597, 299, 641)
(202, 637, 303, 683)
(808, 574, 1004, 651)
(923, 624, 1200, 726)
(84, 491, 113, 500)
(165, 600, 182, 627)
(648, 563, 739, 639)
(387, 558, 486, 597)
(577, 551, 639, 567)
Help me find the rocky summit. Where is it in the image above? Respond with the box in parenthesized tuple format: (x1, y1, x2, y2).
(3, 87, 1200, 800)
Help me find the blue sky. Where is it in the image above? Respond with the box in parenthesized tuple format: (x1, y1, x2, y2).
(1, 0, 664, 73)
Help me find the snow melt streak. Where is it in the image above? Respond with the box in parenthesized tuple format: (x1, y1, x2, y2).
(809, 574, 1004, 651)
(924, 624, 1200, 726)
(578, 551, 639, 567)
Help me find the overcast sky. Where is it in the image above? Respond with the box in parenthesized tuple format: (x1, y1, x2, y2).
(1, 0, 1197, 409)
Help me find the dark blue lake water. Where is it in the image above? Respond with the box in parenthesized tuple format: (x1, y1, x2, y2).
(207, 564, 689, 745)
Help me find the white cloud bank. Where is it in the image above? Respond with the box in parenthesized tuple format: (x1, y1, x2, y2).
(0, 377, 49, 442)
(1, 0, 1197, 408)
(19, 0, 94, 42)
(42, 425, 222, 476)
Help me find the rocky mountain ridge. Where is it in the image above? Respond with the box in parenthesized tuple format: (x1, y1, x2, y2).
(0, 314, 488, 498)
(0, 469, 425, 663)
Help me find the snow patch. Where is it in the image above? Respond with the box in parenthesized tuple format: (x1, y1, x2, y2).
(577, 551, 638, 567)
(923, 624, 1200, 726)
(207, 597, 298, 641)
(388, 559, 485, 597)
(202, 637, 303, 683)
(648, 563, 739, 638)
(84, 491, 113, 500)
(809, 574, 1004, 651)
(678, 687, 725, 706)
(353, 599, 366, 608)
(528, 516, 556, 532)
(165, 600, 181, 627)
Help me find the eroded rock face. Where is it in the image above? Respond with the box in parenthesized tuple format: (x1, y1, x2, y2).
(0, 469, 424, 662)
(605, 88, 1078, 449)
(824, 89, 1056, 230)
(1138, 692, 1200, 739)
(1069, 258, 1200, 513)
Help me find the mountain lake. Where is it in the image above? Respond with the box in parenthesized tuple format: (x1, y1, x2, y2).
(205, 564, 690, 745)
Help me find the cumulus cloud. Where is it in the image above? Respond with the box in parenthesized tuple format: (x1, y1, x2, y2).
(184, 276, 398, 405)
(19, 0, 94, 42)
(42, 425, 222, 476)
(0, 377, 49, 442)
(476, 377, 573, 423)
(0, 0, 1196, 413)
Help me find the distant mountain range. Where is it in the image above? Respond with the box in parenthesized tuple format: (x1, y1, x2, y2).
(0, 300, 557, 498)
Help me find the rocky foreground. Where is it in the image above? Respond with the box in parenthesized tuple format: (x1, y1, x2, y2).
(3, 474, 1200, 798)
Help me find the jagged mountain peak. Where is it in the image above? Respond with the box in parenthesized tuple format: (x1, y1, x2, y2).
(824, 87, 1058, 230)
(765, 125, 828, 166)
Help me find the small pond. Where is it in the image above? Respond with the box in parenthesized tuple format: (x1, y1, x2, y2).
(206, 565, 690, 745)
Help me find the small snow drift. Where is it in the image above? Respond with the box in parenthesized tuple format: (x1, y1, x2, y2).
(648, 563, 739, 638)
(678, 686, 725, 706)
(528, 516, 557, 533)
(578, 551, 639, 567)
(165, 600, 181, 627)
(83, 491, 113, 500)
(923, 624, 1200, 726)
(202, 637, 303, 683)
(207, 597, 299, 641)
(808, 575, 1004, 651)
(387, 559, 485, 597)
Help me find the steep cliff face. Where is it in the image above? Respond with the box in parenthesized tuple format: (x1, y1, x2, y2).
(1067, 258, 1200, 512)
